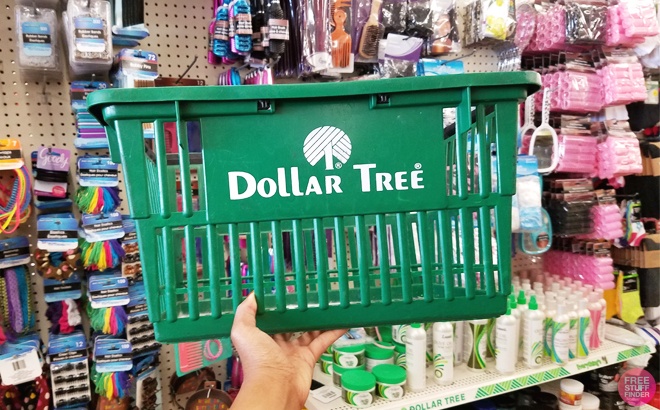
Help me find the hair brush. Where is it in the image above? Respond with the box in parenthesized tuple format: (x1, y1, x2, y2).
(358, 0, 383, 59)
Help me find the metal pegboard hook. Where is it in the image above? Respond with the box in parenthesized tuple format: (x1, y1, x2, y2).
(40, 75, 49, 105)
(175, 56, 198, 85)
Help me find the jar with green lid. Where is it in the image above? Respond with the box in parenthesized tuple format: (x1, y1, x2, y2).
(365, 343, 395, 371)
(341, 369, 376, 408)
(372, 364, 406, 401)
(393, 342, 406, 369)
(333, 363, 365, 388)
(333, 344, 365, 368)
(320, 353, 333, 374)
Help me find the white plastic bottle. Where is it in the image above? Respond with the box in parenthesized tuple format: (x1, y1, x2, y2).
(544, 297, 557, 357)
(523, 296, 545, 368)
(516, 291, 528, 361)
(551, 303, 570, 365)
(596, 289, 607, 347)
(425, 323, 433, 365)
(432, 322, 453, 385)
(495, 307, 518, 374)
(452, 321, 464, 365)
(567, 296, 578, 361)
(577, 298, 592, 359)
(405, 323, 427, 392)
(464, 319, 488, 372)
(588, 293, 602, 349)
(507, 298, 520, 363)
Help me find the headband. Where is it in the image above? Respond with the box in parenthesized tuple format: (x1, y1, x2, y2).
(0, 266, 34, 335)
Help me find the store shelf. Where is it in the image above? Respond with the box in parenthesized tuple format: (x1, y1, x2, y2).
(306, 341, 654, 410)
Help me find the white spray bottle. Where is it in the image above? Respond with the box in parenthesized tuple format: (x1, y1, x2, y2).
(496, 306, 518, 374)
(551, 303, 570, 365)
(523, 296, 545, 369)
(567, 295, 578, 361)
(433, 322, 453, 385)
(596, 289, 607, 347)
(406, 323, 427, 392)
(544, 297, 557, 357)
(588, 293, 602, 349)
(452, 321, 464, 365)
(577, 298, 592, 359)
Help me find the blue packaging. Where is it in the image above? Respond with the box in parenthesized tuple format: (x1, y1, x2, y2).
(514, 155, 543, 232)
(93, 336, 133, 372)
(43, 273, 83, 303)
(88, 273, 130, 308)
(37, 213, 78, 251)
(81, 212, 125, 242)
(0, 236, 31, 269)
(77, 156, 119, 187)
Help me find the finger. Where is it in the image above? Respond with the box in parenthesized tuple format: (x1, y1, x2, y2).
(308, 329, 347, 359)
(295, 332, 315, 346)
(232, 293, 257, 329)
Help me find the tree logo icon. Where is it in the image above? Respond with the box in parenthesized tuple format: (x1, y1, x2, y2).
(303, 126, 352, 170)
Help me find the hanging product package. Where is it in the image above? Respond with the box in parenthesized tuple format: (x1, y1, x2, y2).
(465, 0, 516, 46)
(15, 5, 61, 78)
(382, 0, 407, 36)
(65, 0, 113, 76)
(299, 0, 332, 73)
(425, 0, 461, 56)
(564, 0, 607, 45)
(406, 0, 433, 38)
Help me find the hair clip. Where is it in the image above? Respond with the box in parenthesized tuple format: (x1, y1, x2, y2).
(130, 323, 154, 335)
(53, 363, 74, 374)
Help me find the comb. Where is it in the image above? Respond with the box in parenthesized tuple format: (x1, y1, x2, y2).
(175, 342, 203, 374)
(358, 0, 383, 59)
(175, 339, 233, 376)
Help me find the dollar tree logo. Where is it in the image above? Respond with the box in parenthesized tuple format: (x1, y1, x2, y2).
(303, 126, 352, 170)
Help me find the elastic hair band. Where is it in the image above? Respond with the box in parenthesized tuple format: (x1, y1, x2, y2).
(91, 366, 130, 400)
(87, 304, 127, 335)
(75, 186, 121, 214)
(35, 168, 69, 183)
(0, 166, 32, 234)
(80, 239, 125, 271)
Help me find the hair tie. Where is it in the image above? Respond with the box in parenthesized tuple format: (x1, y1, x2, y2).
(35, 248, 82, 280)
(87, 304, 127, 336)
(91, 367, 130, 400)
(0, 166, 32, 234)
(80, 239, 125, 271)
(75, 186, 121, 214)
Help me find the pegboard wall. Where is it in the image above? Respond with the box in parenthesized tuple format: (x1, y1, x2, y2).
(0, 0, 502, 408)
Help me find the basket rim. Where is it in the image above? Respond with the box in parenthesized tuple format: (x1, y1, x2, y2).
(87, 72, 541, 126)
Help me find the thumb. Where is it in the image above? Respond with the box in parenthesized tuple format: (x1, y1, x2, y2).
(233, 292, 258, 330)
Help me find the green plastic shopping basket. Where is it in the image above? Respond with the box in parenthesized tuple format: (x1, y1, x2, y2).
(88, 72, 540, 342)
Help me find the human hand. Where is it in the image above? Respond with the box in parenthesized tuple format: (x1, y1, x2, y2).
(230, 293, 346, 410)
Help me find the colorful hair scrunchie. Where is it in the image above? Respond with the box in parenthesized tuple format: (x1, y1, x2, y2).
(91, 366, 130, 400)
(80, 239, 125, 271)
(75, 186, 121, 214)
(87, 304, 127, 336)
(46, 299, 82, 334)
(34, 248, 82, 280)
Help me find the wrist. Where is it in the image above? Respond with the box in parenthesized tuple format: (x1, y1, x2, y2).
(238, 373, 303, 409)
